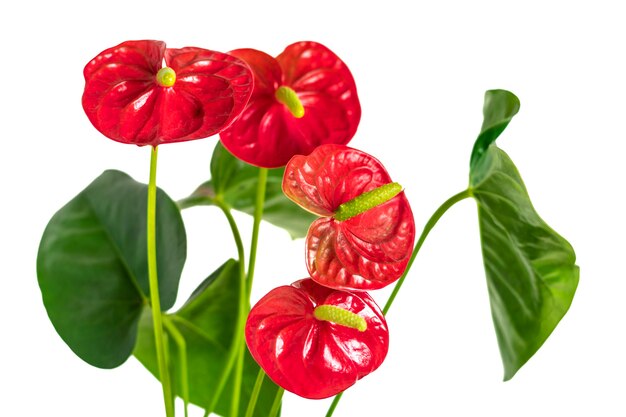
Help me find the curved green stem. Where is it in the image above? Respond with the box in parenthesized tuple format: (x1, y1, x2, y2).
(231, 167, 268, 417)
(147, 146, 175, 417)
(383, 189, 471, 314)
(246, 168, 268, 296)
(325, 189, 472, 417)
(205, 199, 247, 416)
(223, 199, 247, 417)
(325, 392, 343, 417)
(268, 387, 284, 417)
(215, 198, 247, 280)
(244, 369, 266, 417)
(163, 317, 189, 417)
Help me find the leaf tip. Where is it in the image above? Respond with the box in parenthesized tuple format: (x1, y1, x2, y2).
(470, 89, 521, 170)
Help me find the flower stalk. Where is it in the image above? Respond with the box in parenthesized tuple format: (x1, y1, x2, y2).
(147, 146, 175, 417)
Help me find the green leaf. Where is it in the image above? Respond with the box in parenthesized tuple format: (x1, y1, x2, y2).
(470, 89, 521, 170)
(134, 260, 280, 416)
(37, 170, 187, 368)
(469, 90, 579, 380)
(179, 142, 316, 239)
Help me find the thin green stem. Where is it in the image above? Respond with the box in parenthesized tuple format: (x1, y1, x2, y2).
(383, 189, 472, 314)
(163, 317, 189, 417)
(325, 189, 473, 417)
(204, 199, 247, 416)
(231, 342, 245, 417)
(147, 146, 175, 417)
(229, 168, 268, 417)
(215, 199, 247, 280)
(325, 392, 343, 417)
(246, 168, 268, 296)
(268, 387, 284, 417)
(163, 332, 173, 410)
(244, 369, 266, 417)
(203, 170, 268, 417)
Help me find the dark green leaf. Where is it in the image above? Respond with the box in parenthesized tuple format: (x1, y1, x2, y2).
(469, 91, 579, 380)
(134, 260, 280, 416)
(470, 89, 520, 170)
(37, 170, 186, 368)
(179, 142, 316, 239)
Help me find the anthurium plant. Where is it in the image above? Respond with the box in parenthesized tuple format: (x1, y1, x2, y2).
(36, 39, 579, 417)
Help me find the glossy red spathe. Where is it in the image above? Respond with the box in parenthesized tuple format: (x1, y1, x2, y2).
(245, 278, 389, 399)
(82, 40, 253, 146)
(219, 41, 361, 168)
(283, 144, 415, 290)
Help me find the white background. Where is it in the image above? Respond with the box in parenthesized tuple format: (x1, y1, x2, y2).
(1, 1, 625, 416)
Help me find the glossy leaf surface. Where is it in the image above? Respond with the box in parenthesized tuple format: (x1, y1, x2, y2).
(178, 142, 317, 239)
(470, 90, 579, 380)
(37, 170, 186, 368)
(245, 278, 388, 399)
(283, 144, 415, 290)
(134, 260, 280, 416)
(82, 40, 253, 146)
(219, 41, 361, 167)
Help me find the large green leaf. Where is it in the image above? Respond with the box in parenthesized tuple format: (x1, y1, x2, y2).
(469, 90, 579, 380)
(37, 170, 186, 368)
(134, 260, 280, 416)
(179, 142, 316, 239)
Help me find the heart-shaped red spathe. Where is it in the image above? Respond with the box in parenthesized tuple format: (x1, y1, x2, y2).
(283, 144, 415, 290)
(82, 40, 253, 146)
(219, 41, 361, 168)
(245, 278, 389, 399)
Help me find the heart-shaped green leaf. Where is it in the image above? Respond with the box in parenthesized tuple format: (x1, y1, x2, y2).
(470, 90, 579, 380)
(179, 142, 317, 239)
(37, 170, 186, 369)
(134, 260, 280, 416)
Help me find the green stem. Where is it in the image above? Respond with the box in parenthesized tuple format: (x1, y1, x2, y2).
(268, 388, 284, 417)
(325, 392, 343, 417)
(383, 189, 471, 314)
(231, 167, 268, 417)
(147, 146, 175, 417)
(246, 168, 268, 296)
(205, 199, 247, 416)
(231, 342, 245, 417)
(325, 189, 472, 417)
(163, 317, 189, 417)
(215, 199, 247, 280)
(162, 332, 173, 410)
(244, 369, 266, 417)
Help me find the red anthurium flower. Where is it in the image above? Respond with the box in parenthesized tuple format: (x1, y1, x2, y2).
(219, 41, 361, 168)
(82, 40, 253, 146)
(283, 144, 415, 290)
(245, 278, 389, 399)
